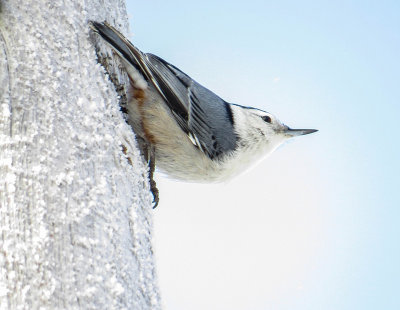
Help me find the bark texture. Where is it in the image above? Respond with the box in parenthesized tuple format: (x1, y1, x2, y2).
(0, 1, 161, 309)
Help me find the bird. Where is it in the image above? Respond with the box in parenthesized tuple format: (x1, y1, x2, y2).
(90, 21, 317, 207)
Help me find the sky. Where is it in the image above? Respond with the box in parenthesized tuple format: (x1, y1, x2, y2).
(125, 1, 400, 309)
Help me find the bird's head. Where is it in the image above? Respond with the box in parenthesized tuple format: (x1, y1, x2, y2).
(231, 104, 317, 151)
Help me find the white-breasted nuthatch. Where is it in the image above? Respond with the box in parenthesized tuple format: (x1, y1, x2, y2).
(91, 22, 317, 207)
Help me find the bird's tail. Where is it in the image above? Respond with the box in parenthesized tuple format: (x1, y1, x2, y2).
(90, 21, 144, 71)
(90, 21, 170, 102)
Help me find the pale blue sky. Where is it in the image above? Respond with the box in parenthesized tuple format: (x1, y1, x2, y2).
(126, 1, 399, 309)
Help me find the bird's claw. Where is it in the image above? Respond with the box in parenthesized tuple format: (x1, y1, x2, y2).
(150, 177, 159, 208)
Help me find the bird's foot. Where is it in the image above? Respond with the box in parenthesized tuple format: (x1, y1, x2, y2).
(148, 146, 159, 208)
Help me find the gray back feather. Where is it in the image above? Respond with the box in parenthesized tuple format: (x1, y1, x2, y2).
(145, 54, 237, 159)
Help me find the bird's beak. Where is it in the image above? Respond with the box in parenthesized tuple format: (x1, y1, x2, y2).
(284, 127, 318, 137)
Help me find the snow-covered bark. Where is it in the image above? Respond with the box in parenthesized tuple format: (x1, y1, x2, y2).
(0, 1, 161, 309)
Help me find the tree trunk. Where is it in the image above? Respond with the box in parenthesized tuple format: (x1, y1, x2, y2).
(0, 1, 161, 309)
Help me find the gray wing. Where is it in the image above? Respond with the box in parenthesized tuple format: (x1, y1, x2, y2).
(145, 54, 237, 158)
(91, 21, 237, 159)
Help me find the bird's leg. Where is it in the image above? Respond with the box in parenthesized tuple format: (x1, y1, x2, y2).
(133, 137, 159, 208)
(148, 146, 159, 208)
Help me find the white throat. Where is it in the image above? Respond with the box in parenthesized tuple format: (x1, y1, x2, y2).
(216, 106, 287, 180)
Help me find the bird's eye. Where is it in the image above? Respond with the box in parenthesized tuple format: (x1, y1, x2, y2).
(262, 115, 272, 123)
